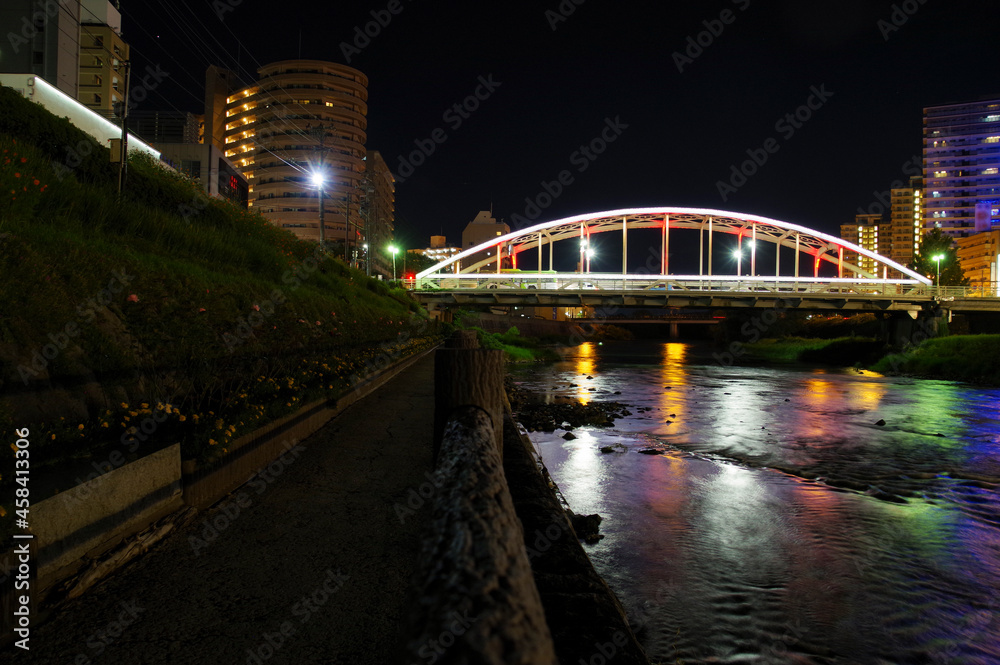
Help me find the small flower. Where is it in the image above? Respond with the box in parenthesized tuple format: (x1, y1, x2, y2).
(127, 294, 139, 303)
(198, 308, 206, 313)
(77, 424, 84, 430)
(252, 304, 260, 311)
(179, 415, 186, 422)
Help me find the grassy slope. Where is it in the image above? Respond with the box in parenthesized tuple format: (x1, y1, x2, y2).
(0, 84, 440, 473)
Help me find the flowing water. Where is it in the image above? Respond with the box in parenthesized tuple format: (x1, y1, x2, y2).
(510, 340, 1000, 664)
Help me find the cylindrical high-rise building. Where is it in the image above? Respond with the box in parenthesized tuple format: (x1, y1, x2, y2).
(223, 60, 368, 243)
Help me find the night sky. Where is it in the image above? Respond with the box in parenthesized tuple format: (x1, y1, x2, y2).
(120, 0, 1000, 255)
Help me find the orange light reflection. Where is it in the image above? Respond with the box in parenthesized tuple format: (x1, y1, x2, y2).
(659, 343, 688, 421)
(574, 342, 596, 405)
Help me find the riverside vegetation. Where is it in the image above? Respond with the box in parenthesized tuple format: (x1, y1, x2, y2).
(0, 84, 443, 529)
(738, 313, 1000, 384)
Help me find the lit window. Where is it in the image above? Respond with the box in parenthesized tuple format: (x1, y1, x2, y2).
(984, 168, 998, 175)
(934, 170, 947, 177)
(986, 136, 1000, 143)
(986, 115, 1000, 122)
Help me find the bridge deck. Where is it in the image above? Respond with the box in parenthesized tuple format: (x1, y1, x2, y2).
(414, 288, 952, 312)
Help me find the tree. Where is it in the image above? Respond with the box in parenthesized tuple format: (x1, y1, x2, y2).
(910, 227, 969, 286)
(403, 251, 438, 276)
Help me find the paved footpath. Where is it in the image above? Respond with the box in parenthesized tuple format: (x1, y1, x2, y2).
(16, 355, 436, 665)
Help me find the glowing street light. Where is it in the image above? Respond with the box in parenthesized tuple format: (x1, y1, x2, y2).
(733, 247, 743, 278)
(362, 243, 370, 276)
(933, 253, 946, 287)
(311, 170, 326, 245)
(389, 245, 399, 281)
(586, 247, 595, 273)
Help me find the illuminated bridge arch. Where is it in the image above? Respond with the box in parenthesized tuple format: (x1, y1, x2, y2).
(416, 207, 931, 286)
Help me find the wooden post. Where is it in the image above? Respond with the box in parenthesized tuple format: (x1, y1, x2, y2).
(434, 332, 504, 460)
(404, 406, 559, 664)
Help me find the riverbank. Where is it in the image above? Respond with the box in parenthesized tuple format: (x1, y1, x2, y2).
(744, 336, 885, 366)
(744, 334, 1000, 384)
(873, 334, 1000, 383)
(469, 325, 563, 362)
(502, 379, 650, 664)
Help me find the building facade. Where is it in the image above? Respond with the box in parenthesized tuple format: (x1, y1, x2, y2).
(840, 213, 884, 276)
(77, 0, 128, 118)
(461, 211, 510, 271)
(219, 59, 369, 244)
(923, 97, 1000, 238)
(128, 110, 202, 145)
(887, 178, 923, 275)
(0, 0, 81, 98)
(157, 143, 248, 207)
(204, 65, 238, 152)
(956, 230, 1000, 295)
(409, 236, 461, 271)
(361, 150, 395, 275)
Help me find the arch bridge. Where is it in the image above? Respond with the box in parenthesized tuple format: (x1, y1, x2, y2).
(411, 207, 994, 313)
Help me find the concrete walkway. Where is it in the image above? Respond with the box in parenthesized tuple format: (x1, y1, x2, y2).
(18, 355, 436, 665)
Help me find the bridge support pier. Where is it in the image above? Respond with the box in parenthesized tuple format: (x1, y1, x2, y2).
(881, 308, 946, 350)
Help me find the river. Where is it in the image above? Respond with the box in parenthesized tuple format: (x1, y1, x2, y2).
(509, 340, 1000, 665)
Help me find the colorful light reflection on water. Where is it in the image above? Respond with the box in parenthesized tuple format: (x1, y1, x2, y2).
(513, 341, 1000, 664)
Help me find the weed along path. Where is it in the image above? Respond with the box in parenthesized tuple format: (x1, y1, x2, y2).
(19, 356, 436, 665)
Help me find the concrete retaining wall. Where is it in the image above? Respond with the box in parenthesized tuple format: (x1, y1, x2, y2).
(33, 443, 182, 584)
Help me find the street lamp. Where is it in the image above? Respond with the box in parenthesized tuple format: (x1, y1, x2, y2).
(363, 243, 370, 276)
(586, 247, 595, 273)
(389, 245, 399, 282)
(933, 253, 945, 287)
(733, 248, 742, 278)
(310, 170, 326, 246)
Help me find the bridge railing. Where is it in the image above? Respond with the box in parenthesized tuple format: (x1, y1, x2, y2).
(415, 273, 991, 298)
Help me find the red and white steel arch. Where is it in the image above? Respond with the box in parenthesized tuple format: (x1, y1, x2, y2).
(415, 207, 931, 285)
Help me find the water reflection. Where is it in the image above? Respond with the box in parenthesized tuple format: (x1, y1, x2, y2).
(658, 343, 687, 427)
(511, 341, 1000, 664)
(574, 341, 596, 405)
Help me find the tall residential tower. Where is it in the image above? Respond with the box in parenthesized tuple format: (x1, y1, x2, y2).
(923, 97, 1000, 237)
(219, 59, 369, 244)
